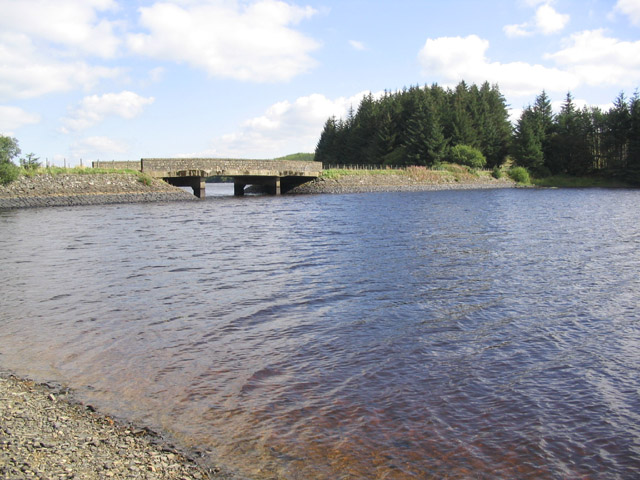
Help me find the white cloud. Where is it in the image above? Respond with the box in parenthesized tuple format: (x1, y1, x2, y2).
(182, 91, 376, 158)
(615, 0, 640, 25)
(418, 35, 578, 97)
(0, 0, 121, 58)
(535, 4, 570, 34)
(62, 91, 155, 132)
(127, 0, 319, 82)
(349, 40, 366, 51)
(504, 2, 569, 37)
(504, 23, 531, 38)
(0, 106, 41, 134)
(0, 32, 121, 100)
(545, 29, 640, 87)
(72, 136, 128, 157)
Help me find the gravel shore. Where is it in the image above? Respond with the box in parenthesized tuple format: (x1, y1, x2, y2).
(0, 174, 196, 209)
(0, 374, 234, 480)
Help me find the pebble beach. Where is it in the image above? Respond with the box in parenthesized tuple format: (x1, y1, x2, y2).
(0, 374, 233, 480)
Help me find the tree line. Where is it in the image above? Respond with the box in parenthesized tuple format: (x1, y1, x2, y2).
(513, 91, 640, 183)
(316, 81, 511, 169)
(315, 81, 640, 184)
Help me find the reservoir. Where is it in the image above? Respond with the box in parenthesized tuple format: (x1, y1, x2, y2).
(1, 187, 639, 479)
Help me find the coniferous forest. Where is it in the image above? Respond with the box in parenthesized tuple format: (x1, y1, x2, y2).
(315, 81, 640, 185)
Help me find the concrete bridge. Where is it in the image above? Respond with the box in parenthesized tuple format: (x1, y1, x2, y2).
(93, 158, 322, 198)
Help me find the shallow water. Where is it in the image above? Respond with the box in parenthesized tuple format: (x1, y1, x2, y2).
(1, 187, 639, 479)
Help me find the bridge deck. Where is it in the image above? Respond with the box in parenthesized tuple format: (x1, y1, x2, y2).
(140, 158, 322, 178)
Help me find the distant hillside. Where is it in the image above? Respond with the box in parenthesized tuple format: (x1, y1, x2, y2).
(274, 153, 315, 162)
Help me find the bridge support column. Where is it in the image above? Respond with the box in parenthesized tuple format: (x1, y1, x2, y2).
(192, 177, 206, 199)
(234, 179, 246, 196)
(274, 177, 281, 196)
(163, 175, 205, 198)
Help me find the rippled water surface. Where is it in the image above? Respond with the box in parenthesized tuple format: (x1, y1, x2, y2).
(1, 186, 640, 479)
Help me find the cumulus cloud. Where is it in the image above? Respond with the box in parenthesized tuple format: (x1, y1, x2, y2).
(615, 0, 640, 25)
(504, 2, 569, 37)
(72, 136, 128, 157)
(0, 106, 41, 134)
(418, 34, 578, 97)
(62, 91, 155, 132)
(420, 30, 640, 98)
(545, 29, 640, 86)
(127, 0, 319, 82)
(182, 91, 376, 158)
(0, 31, 121, 100)
(0, 0, 121, 58)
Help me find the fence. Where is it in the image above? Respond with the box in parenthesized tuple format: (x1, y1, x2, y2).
(322, 164, 492, 172)
(322, 164, 408, 171)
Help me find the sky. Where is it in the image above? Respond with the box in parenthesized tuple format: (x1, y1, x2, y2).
(1, 0, 640, 166)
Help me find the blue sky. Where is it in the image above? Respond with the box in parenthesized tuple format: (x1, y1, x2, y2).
(1, 0, 640, 165)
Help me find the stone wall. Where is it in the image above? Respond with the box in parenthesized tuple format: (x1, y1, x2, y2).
(141, 158, 322, 177)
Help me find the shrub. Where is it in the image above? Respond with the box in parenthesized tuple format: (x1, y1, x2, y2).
(19, 153, 41, 170)
(492, 166, 503, 179)
(448, 144, 487, 169)
(0, 162, 20, 185)
(508, 166, 531, 184)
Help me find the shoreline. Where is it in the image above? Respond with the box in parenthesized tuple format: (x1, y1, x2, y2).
(0, 372, 236, 479)
(289, 171, 516, 194)
(0, 173, 196, 210)
(0, 170, 517, 209)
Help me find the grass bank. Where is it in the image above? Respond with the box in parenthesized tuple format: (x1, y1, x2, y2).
(531, 174, 633, 188)
(322, 164, 497, 183)
(14, 166, 156, 186)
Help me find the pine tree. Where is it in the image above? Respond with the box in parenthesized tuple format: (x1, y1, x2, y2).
(404, 95, 447, 166)
(533, 90, 555, 164)
(513, 107, 544, 171)
(550, 92, 592, 175)
(315, 117, 339, 165)
(450, 81, 478, 147)
(478, 82, 511, 167)
(626, 92, 640, 183)
(604, 92, 631, 176)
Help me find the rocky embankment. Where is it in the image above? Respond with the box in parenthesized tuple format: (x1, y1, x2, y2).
(0, 174, 195, 209)
(0, 374, 233, 479)
(290, 170, 515, 194)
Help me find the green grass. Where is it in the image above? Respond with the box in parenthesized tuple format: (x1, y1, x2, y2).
(19, 166, 142, 177)
(274, 152, 315, 162)
(321, 164, 496, 183)
(9, 166, 156, 187)
(321, 168, 407, 179)
(531, 174, 632, 188)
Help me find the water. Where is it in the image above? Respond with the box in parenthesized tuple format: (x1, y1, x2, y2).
(1, 187, 639, 479)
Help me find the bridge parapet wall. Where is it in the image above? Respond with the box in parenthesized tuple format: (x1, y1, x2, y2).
(141, 158, 322, 177)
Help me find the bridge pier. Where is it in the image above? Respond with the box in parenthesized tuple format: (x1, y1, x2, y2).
(195, 177, 206, 198)
(234, 179, 246, 196)
(163, 176, 206, 198)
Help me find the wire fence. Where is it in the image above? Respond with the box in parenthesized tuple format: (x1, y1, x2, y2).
(322, 164, 408, 171)
(322, 163, 493, 172)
